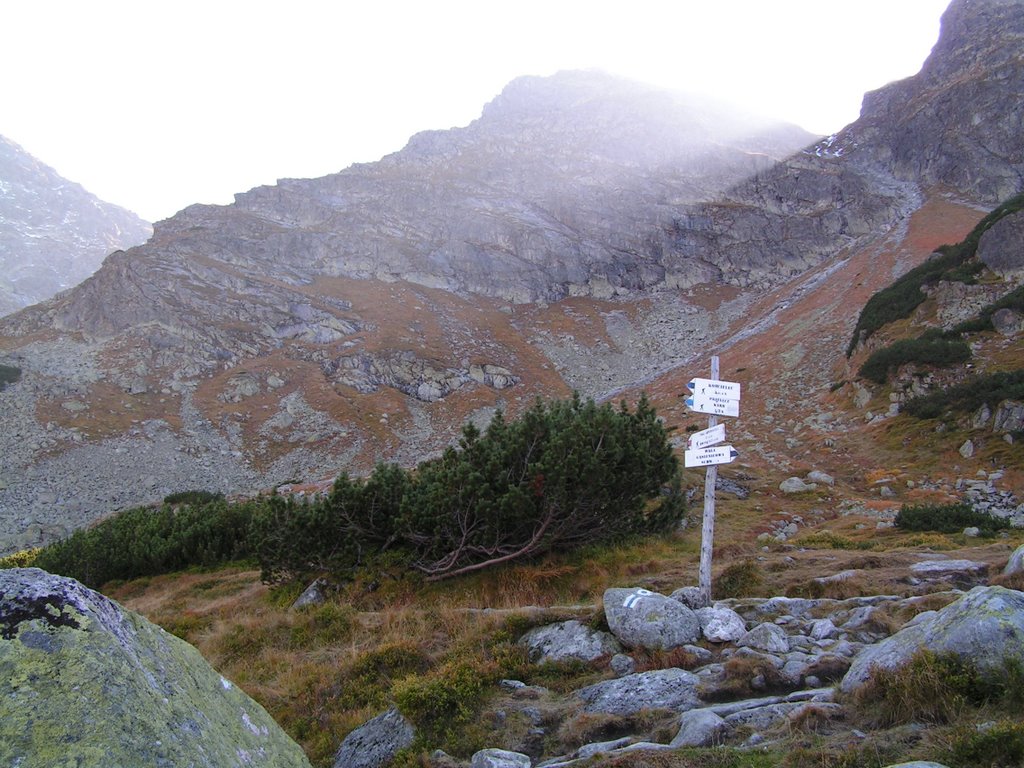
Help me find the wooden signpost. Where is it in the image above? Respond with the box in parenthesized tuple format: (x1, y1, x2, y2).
(684, 356, 741, 607)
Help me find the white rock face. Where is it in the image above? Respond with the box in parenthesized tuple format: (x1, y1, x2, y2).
(695, 606, 747, 643)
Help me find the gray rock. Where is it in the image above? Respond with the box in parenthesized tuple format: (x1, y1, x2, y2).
(333, 707, 415, 768)
(992, 308, 1024, 336)
(805, 470, 835, 486)
(471, 748, 532, 768)
(695, 606, 747, 643)
(0, 568, 312, 768)
(669, 586, 705, 609)
(737, 622, 790, 654)
(909, 559, 989, 580)
(881, 763, 951, 768)
(610, 653, 636, 677)
(1006, 543, 1024, 575)
(994, 400, 1024, 433)
(963, 526, 981, 538)
(670, 709, 729, 747)
(808, 618, 838, 640)
(574, 668, 701, 715)
(959, 439, 975, 458)
(292, 577, 328, 609)
(977, 209, 1024, 277)
(577, 737, 632, 758)
(604, 587, 701, 650)
(780, 477, 817, 494)
(842, 586, 1024, 693)
(519, 620, 621, 663)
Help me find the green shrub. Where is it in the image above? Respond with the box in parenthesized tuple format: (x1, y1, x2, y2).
(945, 719, 1024, 768)
(903, 369, 1024, 419)
(714, 559, 763, 599)
(895, 502, 1010, 535)
(847, 191, 1024, 355)
(393, 659, 498, 746)
(163, 490, 224, 505)
(0, 364, 21, 390)
(858, 336, 971, 384)
(33, 498, 256, 588)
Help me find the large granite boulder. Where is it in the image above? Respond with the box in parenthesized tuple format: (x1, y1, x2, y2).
(574, 667, 701, 715)
(518, 619, 621, 663)
(332, 707, 415, 768)
(841, 586, 1024, 693)
(604, 587, 701, 650)
(695, 605, 747, 643)
(0, 568, 312, 767)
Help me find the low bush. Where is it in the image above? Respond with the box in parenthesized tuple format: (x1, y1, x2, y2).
(858, 336, 971, 384)
(0, 548, 41, 569)
(846, 190, 1024, 356)
(33, 498, 256, 588)
(853, 651, 1024, 728)
(393, 659, 498, 748)
(944, 719, 1024, 767)
(895, 502, 1010, 535)
(163, 489, 224, 506)
(714, 559, 763, 599)
(903, 369, 1024, 420)
(0, 363, 21, 389)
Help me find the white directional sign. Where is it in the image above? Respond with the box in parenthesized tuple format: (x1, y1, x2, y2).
(688, 378, 741, 400)
(687, 423, 726, 451)
(686, 393, 740, 418)
(685, 444, 739, 468)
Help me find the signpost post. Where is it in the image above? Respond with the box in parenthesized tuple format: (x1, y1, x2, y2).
(684, 356, 741, 607)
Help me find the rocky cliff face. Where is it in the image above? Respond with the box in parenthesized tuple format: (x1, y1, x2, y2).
(0, 135, 151, 317)
(0, 0, 1022, 550)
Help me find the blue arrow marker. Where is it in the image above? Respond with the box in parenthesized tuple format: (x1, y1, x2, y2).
(685, 397, 694, 407)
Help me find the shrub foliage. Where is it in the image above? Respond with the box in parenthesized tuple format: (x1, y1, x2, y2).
(902, 369, 1024, 419)
(846, 190, 1024, 356)
(857, 336, 971, 384)
(894, 502, 1010, 536)
(253, 394, 682, 583)
(27, 394, 682, 588)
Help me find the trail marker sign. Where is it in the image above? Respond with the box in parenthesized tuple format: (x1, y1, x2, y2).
(687, 378, 741, 399)
(684, 444, 739, 468)
(687, 423, 726, 451)
(685, 394, 739, 418)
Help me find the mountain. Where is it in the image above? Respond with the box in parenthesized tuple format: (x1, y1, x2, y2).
(0, 135, 151, 317)
(1, 0, 1022, 555)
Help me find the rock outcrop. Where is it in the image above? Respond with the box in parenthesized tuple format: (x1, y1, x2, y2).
(0, 568, 312, 767)
(841, 586, 1024, 693)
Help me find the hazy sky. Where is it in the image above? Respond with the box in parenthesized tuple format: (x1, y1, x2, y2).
(2, 0, 950, 223)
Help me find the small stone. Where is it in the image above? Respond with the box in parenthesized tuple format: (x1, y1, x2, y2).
(959, 439, 975, 459)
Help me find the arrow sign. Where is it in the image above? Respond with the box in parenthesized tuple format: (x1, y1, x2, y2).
(687, 423, 726, 451)
(686, 393, 740, 418)
(687, 378, 741, 400)
(685, 444, 739, 468)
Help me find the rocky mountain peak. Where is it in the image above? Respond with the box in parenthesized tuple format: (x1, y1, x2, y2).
(0, 135, 151, 317)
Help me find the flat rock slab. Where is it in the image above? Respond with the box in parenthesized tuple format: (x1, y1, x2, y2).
(519, 619, 621, 663)
(574, 668, 701, 715)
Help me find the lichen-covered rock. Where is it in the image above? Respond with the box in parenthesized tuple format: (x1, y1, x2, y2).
(470, 748, 531, 768)
(695, 606, 747, 643)
(1005, 543, 1024, 575)
(841, 586, 1024, 693)
(737, 622, 790, 654)
(604, 587, 701, 650)
(574, 668, 701, 715)
(670, 708, 729, 747)
(779, 477, 817, 494)
(518, 619, 621, 663)
(333, 707, 415, 768)
(0, 568, 313, 768)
